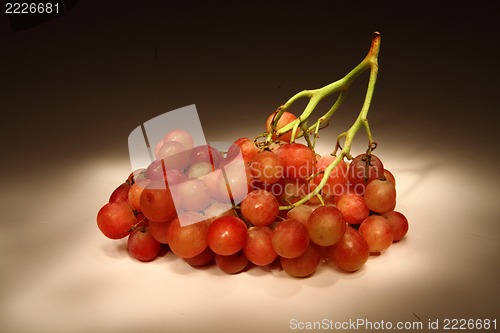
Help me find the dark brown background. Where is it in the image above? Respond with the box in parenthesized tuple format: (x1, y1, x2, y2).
(2, 1, 499, 164)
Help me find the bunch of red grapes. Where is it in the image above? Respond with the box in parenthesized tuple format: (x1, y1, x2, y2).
(97, 111, 409, 277)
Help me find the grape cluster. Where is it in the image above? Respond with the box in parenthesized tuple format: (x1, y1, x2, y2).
(97, 112, 409, 278)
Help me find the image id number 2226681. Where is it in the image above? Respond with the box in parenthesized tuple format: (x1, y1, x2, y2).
(5, 2, 60, 14)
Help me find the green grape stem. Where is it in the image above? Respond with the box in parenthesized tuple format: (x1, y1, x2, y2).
(272, 32, 381, 211)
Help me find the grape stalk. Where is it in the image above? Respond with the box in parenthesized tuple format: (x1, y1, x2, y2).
(262, 32, 382, 210)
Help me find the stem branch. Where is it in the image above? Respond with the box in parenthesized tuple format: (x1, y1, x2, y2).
(274, 32, 381, 210)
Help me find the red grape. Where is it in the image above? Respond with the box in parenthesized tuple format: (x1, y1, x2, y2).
(348, 153, 384, 189)
(336, 193, 370, 224)
(127, 168, 146, 185)
(163, 129, 194, 150)
(148, 219, 172, 244)
(157, 141, 190, 171)
(383, 168, 396, 186)
(207, 216, 248, 256)
(252, 177, 286, 199)
(140, 181, 177, 223)
(173, 178, 211, 212)
(167, 212, 209, 258)
(307, 205, 346, 247)
(272, 219, 310, 258)
(127, 226, 162, 262)
(312, 156, 348, 196)
(215, 251, 249, 274)
(202, 168, 229, 203)
(128, 177, 151, 211)
(109, 182, 131, 203)
(240, 189, 279, 227)
(145, 160, 188, 185)
(204, 202, 237, 223)
(184, 247, 215, 267)
(358, 215, 393, 253)
(286, 204, 313, 226)
(226, 138, 260, 164)
(154, 140, 164, 161)
(217, 160, 251, 204)
(97, 202, 136, 239)
(190, 145, 223, 167)
(278, 178, 309, 205)
(382, 211, 409, 242)
(322, 194, 337, 207)
(243, 226, 277, 266)
(326, 226, 369, 272)
(186, 161, 213, 179)
(266, 110, 297, 143)
(276, 143, 316, 180)
(280, 243, 321, 278)
(363, 179, 396, 213)
(145, 159, 165, 180)
(249, 150, 284, 185)
(166, 169, 188, 186)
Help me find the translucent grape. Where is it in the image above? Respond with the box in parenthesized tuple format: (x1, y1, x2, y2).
(240, 189, 279, 227)
(272, 219, 310, 258)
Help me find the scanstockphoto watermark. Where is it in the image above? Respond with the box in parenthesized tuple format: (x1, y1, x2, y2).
(289, 318, 424, 331)
(289, 318, 498, 331)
